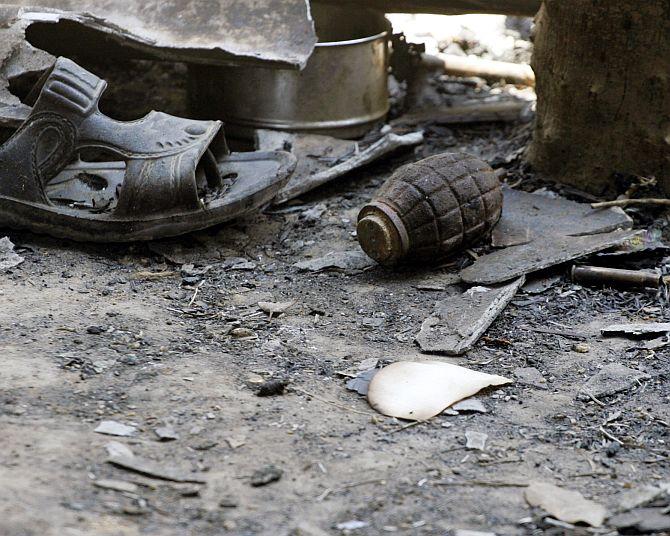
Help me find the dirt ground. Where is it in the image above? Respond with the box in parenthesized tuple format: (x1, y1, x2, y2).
(1, 109, 668, 536)
(1, 15, 669, 534)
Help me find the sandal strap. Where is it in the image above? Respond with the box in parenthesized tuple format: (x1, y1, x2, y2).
(1, 57, 226, 215)
(32, 57, 106, 122)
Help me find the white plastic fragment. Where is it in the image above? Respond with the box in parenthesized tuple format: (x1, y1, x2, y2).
(367, 361, 512, 420)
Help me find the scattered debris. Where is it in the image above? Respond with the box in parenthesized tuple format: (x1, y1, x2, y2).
(0, 237, 23, 271)
(154, 425, 179, 442)
(257, 130, 424, 204)
(578, 363, 651, 401)
(416, 277, 524, 355)
(572, 265, 662, 289)
(335, 520, 369, 531)
(94, 479, 139, 494)
(611, 484, 669, 513)
(601, 323, 670, 338)
(453, 531, 496, 536)
(608, 508, 670, 534)
(225, 433, 247, 449)
(294, 250, 375, 273)
(461, 189, 634, 285)
(104, 441, 134, 459)
(367, 361, 512, 420)
(94, 421, 136, 437)
(256, 379, 289, 397)
(357, 153, 502, 266)
(258, 300, 295, 319)
(230, 328, 258, 340)
(522, 274, 561, 294)
(513, 367, 547, 390)
(572, 342, 591, 353)
(108, 455, 206, 484)
(218, 495, 239, 508)
(346, 369, 378, 396)
(524, 481, 607, 527)
(452, 398, 488, 413)
(250, 464, 283, 487)
(465, 430, 488, 450)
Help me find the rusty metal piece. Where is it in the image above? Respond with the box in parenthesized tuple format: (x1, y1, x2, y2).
(190, 4, 390, 139)
(571, 265, 662, 289)
(357, 152, 503, 265)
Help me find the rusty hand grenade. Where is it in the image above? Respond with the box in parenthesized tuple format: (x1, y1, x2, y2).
(357, 152, 503, 265)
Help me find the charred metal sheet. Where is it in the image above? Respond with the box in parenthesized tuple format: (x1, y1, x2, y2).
(0, 7, 54, 127)
(7, 1, 316, 68)
(416, 276, 525, 355)
(460, 189, 636, 285)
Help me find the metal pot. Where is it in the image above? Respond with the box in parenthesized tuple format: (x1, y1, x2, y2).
(190, 3, 390, 139)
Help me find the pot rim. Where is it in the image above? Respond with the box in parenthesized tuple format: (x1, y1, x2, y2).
(316, 30, 388, 48)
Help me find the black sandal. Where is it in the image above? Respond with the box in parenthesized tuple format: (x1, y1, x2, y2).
(0, 57, 295, 242)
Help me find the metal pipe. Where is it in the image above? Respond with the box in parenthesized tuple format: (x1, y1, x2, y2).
(571, 265, 661, 289)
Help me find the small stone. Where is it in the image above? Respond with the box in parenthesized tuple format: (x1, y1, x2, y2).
(95, 421, 136, 437)
(105, 441, 134, 458)
(86, 325, 105, 335)
(230, 327, 257, 340)
(94, 479, 138, 493)
(218, 495, 239, 508)
(465, 430, 488, 450)
(572, 342, 590, 353)
(336, 520, 369, 531)
(513, 367, 548, 390)
(452, 398, 488, 413)
(256, 379, 288, 397)
(222, 519, 238, 531)
(155, 425, 179, 441)
(250, 464, 283, 487)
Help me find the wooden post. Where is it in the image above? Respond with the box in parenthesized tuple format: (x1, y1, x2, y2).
(527, 1, 670, 196)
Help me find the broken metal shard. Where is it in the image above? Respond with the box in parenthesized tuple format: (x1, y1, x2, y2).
(416, 277, 524, 355)
(6, 1, 316, 68)
(461, 189, 635, 285)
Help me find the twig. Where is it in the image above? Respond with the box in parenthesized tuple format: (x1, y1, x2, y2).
(317, 478, 386, 501)
(291, 388, 374, 417)
(584, 391, 607, 407)
(434, 480, 528, 488)
(591, 198, 670, 209)
(188, 281, 205, 307)
(385, 420, 428, 435)
(599, 426, 625, 445)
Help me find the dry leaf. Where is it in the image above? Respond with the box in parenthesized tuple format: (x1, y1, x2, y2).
(524, 481, 607, 527)
(367, 361, 512, 420)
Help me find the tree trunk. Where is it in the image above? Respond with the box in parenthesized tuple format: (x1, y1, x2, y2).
(527, 1, 670, 196)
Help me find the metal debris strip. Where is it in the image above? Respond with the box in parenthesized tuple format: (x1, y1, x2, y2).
(461, 188, 636, 285)
(256, 129, 424, 204)
(416, 277, 525, 356)
(5, 1, 316, 68)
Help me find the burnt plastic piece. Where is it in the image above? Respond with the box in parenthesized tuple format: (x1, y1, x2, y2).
(357, 152, 502, 265)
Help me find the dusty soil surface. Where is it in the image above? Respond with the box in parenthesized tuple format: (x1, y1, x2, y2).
(1, 113, 669, 536)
